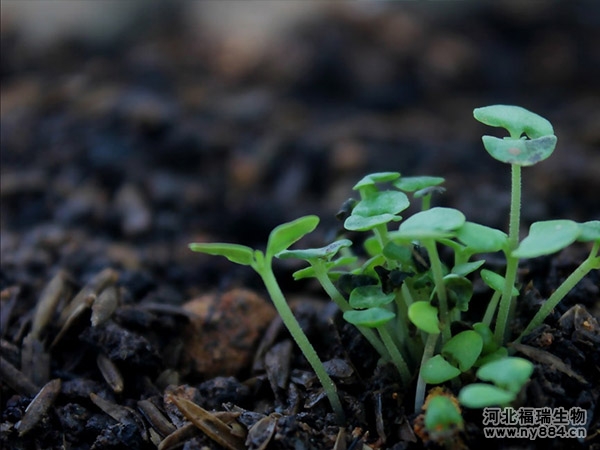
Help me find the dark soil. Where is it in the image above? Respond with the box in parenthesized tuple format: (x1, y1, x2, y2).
(1, 3, 599, 450)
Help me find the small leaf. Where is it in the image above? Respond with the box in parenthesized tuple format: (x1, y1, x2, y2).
(424, 395, 463, 433)
(451, 260, 485, 277)
(349, 285, 395, 309)
(456, 222, 508, 254)
(480, 269, 519, 296)
(345, 214, 401, 231)
(475, 347, 508, 367)
(352, 191, 410, 217)
(343, 307, 395, 328)
(577, 220, 600, 243)
(473, 105, 554, 139)
(393, 176, 445, 193)
(476, 357, 534, 394)
(481, 135, 557, 166)
(189, 243, 255, 266)
(442, 330, 483, 372)
(512, 219, 579, 258)
(444, 274, 473, 312)
(396, 207, 466, 240)
(382, 241, 413, 264)
(277, 239, 352, 261)
(459, 384, 516, 408)
(353, 172, 400, 190)
(421, 355, 461, 384)
(266, 216, 319, 259)
(408, 301, 440, 334)
(472, 322, 497, 356)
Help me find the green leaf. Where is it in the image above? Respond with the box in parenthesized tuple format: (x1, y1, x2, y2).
(442, 330, 483, 372)
(343, 307, 395, 328)
(459, 384, 516, 408)
(480, 269, 519, 296)
(444, 274, 473, 312)
(189, 243, 255, 266)
(277, 239, 352, 261)
(393, 176, 445, 193)
(472, 322, 497, 356)
(382, 241, 413, 264)
(408, 301, 440, 334)
(353, 172, 400, 190)
(512, 219, 580, 258)
(577, 220, 600, 243)
(352, 190, 410, 217)
(473, 105, 554, 139)
(451, 260, 485, 277)
(266, 216, 319, 259)
(476, 357, 534, 394)
(475, 347, 508, 367)
(344, 214, 401, 231)
(421, 355, 461, 384)
(349, 285, 395, 309)
(481, 135, 557, 166)
(396, 207, 466, 240)
(424, 395, 463, 433)
(456, 222, 508, 253)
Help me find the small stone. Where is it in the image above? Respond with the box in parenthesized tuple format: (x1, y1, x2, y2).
(182, 289, 276, 378)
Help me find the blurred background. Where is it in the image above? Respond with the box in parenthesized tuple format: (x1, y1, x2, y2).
(1, 1, 599, 294)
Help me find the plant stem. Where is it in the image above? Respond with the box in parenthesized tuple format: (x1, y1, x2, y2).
(378, 325, 412, 386)
(311, 262, 389, 360)
(423, 240, 451, 344)
(515, 242, 600, 342)
(414, 332, 439, 412)
(495, 163, 521, 344)
(482, 291, 501, 327)
(258, 268, 345, 424)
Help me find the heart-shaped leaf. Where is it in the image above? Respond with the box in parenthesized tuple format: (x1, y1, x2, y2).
(352, 190, 410, 217)
(442, 330, 483, 372)
(408, 301, 440, 334)
(474, 105, 554, 139)
(189, 243, 254, 266)
(345, 214, 402, 231)
(481, 135, 557, 166)
(512, 219, 580, 258)
(481, 269, 519, 296)
(349, 285, 395, 309)
(421, 355, 461, 384)
(424, 395, 463, 433)
(266, 216, 319, 259)
(459, 384, 516, 408)
(577, 220, 600, 243)
(476, 357, 534, 394)
(456, 222, 508, 254)
(353, 172, 400, 190)
(277, 239, 352, 261)
(343, 307, 395, 328)
(393, 176, 445, 193)
(396, 207, 466, 241)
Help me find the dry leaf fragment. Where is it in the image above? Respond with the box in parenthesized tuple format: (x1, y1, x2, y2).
(168, 394, 246, 450)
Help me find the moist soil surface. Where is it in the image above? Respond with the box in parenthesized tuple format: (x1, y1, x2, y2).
(1, 3, 599, 450)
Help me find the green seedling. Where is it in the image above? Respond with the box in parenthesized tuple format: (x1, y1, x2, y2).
(423, 394, 464, 445)
(190, 105, 598, 436)
(459, 357, 534, 408)
(190, 216, 345, 424)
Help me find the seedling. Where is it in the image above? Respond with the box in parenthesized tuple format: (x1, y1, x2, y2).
(190, 105, 598, 439)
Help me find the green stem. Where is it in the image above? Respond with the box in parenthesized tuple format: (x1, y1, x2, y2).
(378, 325, 412, 386)
(482, 290, 501, 327)
(414, 332, 439, 412)
(495, 164, 521, 344)
(312, 262, 389, 360)
(374, 224, 390, 250)
(515, 242, 600, 342)
(258, 267, 345, 424)
(423, 240, 451, 344)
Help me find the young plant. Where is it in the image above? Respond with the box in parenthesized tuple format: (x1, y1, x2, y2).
(190, 105, 598, 437)
(190, 216, 345, 424)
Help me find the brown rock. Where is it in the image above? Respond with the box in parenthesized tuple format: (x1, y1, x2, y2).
(182, 289, 276, 378)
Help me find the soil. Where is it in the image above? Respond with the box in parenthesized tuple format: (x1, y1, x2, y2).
(1, 3, 599, 450)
